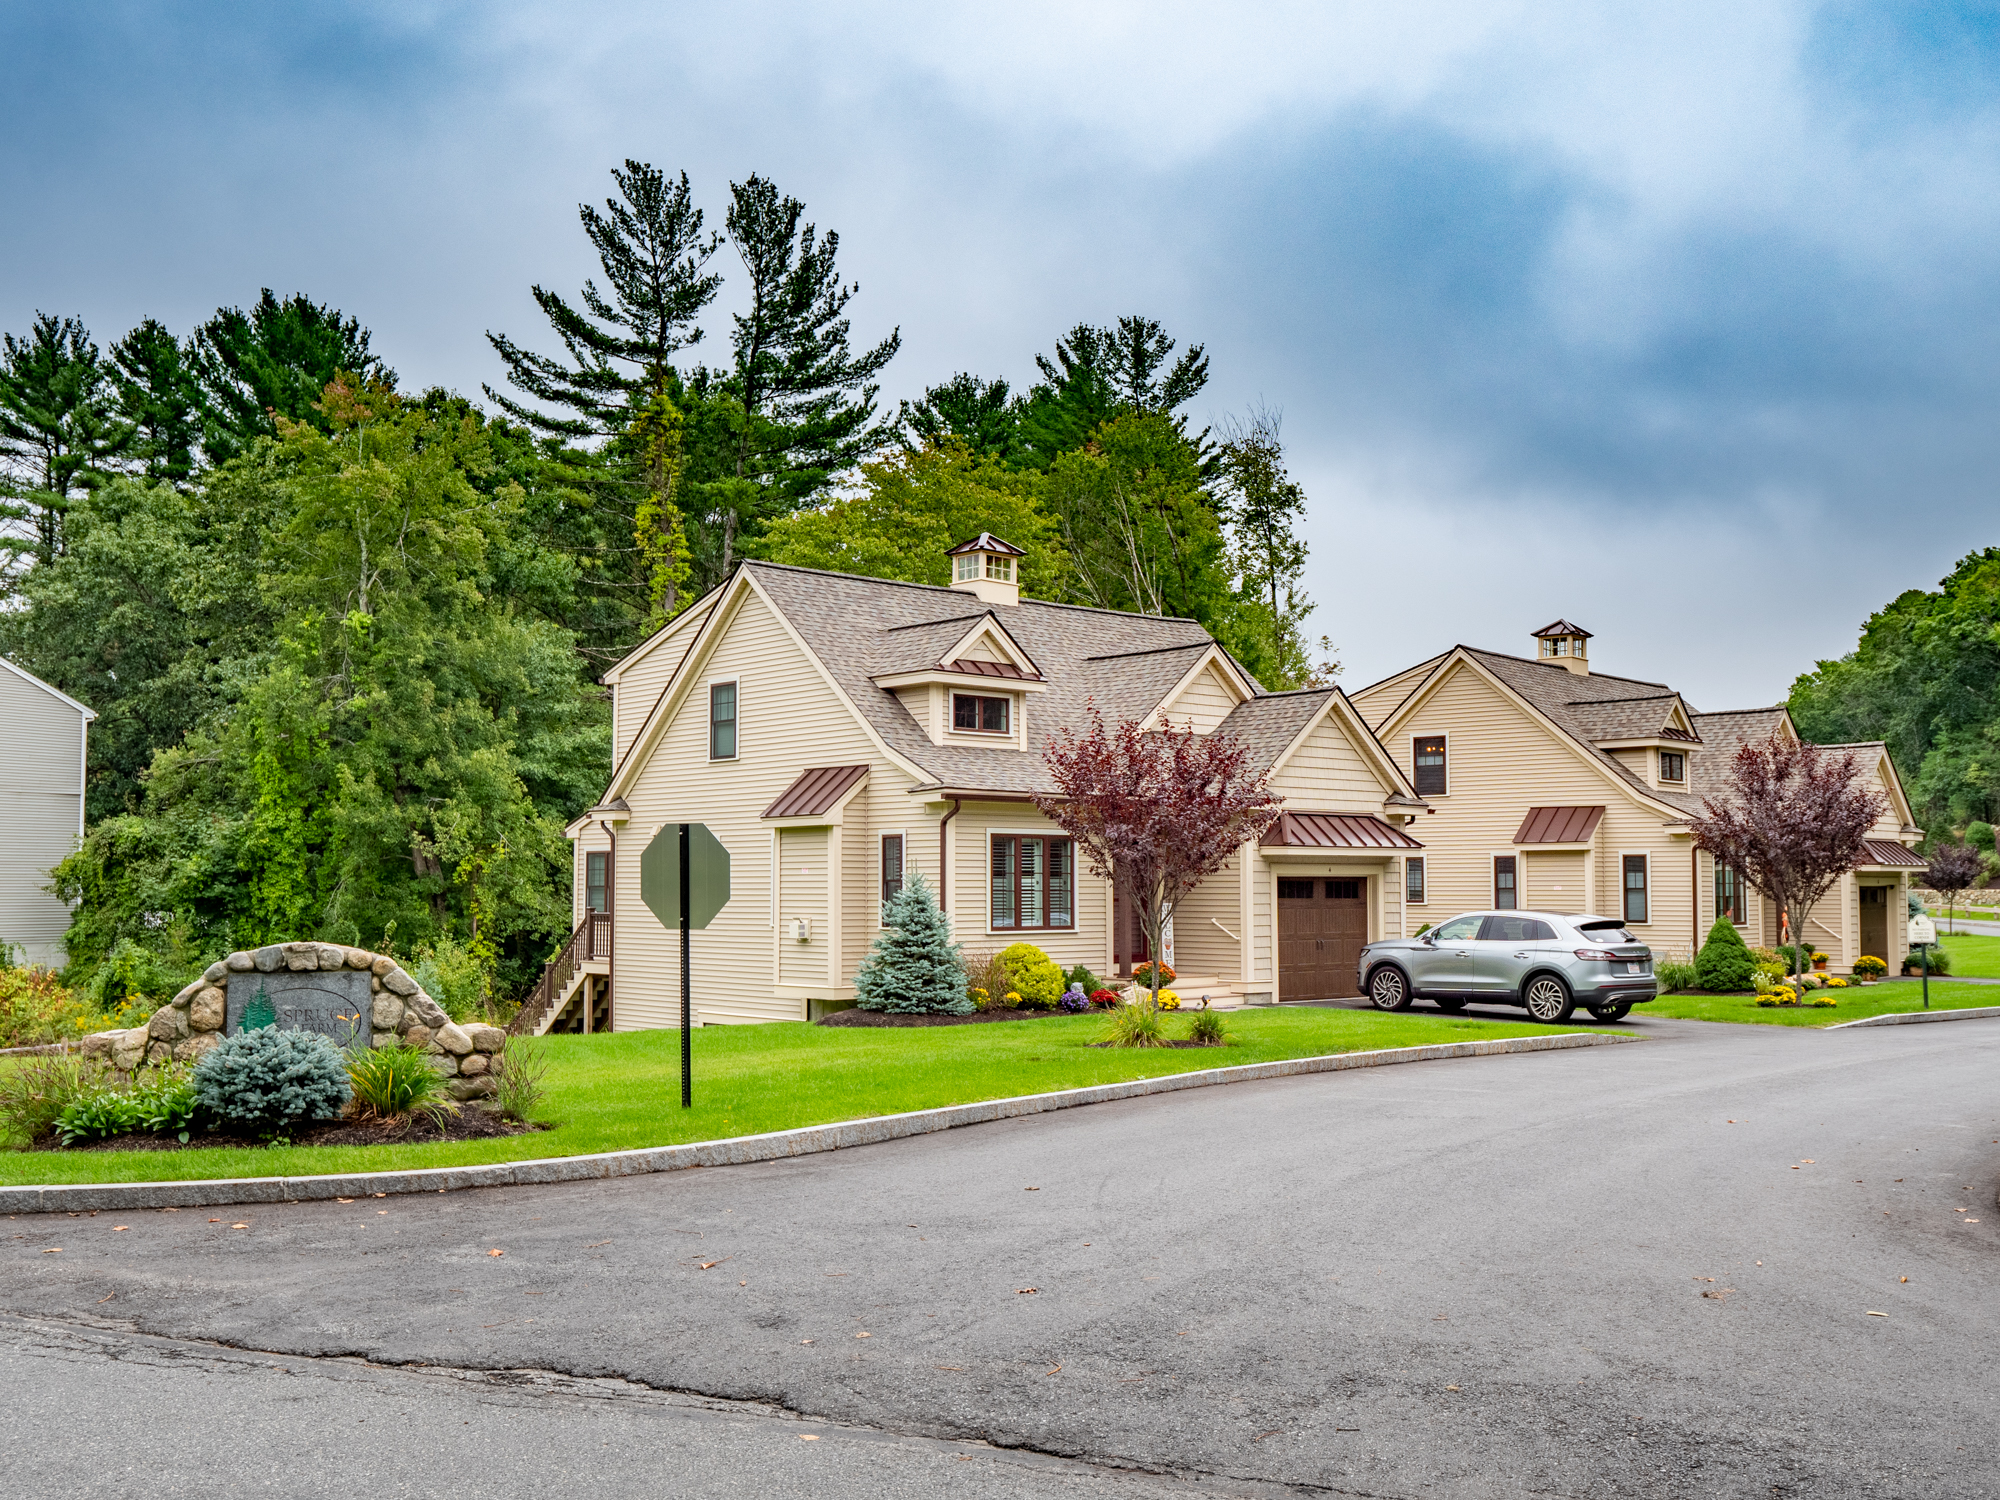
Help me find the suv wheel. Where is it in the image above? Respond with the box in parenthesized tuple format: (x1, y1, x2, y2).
(1588, 999, 1633, 1022)
(1368, 966, 1412, 1012)
(1524, 974, 1576, 1024)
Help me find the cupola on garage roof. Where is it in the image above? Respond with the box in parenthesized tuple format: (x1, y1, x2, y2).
(1531, 619, 1592, 675)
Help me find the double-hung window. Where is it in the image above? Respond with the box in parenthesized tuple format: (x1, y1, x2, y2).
(953, 694, 1009, 734)
(1623, 854, 1649, 923)
(1405, 856, 1426, 905)
(585, 851, 608, 913)
(1659, 751, 1685, 783)
(1715, 862, 1748, 924)
(990, 835, 1074, 930)
(1493, 855, 1517, 910)
(1413, 736, 1447, 796)
(880, 834, 904, 923)
(709, 682, 738, 760)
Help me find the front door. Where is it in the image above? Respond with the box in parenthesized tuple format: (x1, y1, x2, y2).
(1113, 882, 1150, 976)
(1859, 885, 1889, 963)
(1278, 878, 1369, 1000)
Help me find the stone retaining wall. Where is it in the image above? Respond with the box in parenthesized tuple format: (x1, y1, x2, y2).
(78, 941, 508, 1105)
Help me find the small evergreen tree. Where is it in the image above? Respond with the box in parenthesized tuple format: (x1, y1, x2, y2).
(854, 874, 970, 1014)
(1694, 917, 1756, 993)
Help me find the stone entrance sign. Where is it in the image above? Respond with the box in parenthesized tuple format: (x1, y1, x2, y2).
(226, 968, 373, 1046)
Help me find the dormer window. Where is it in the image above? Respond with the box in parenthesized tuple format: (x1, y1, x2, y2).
(1659, 751, 1685, 783)
(953, 693, 1010, 734)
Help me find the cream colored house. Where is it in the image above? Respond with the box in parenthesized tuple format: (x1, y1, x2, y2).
(1350, 621, 1924, 975)
(0, 657, 95, 966)
(522, 535, 1430, 1032)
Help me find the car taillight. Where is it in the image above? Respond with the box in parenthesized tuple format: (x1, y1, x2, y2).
(1573, 948, 1618, 961)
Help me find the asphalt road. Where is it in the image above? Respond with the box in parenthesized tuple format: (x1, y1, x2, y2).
(3, 1014, 1997, 1499)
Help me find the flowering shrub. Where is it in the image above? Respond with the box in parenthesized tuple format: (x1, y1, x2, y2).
(1057, 990, 1091, 1014)
(1154, 990, 1182, 1011)
(1824, 975, 1848, 988)
(1087, 988, 1122, 1008)
(1130, 961, 1175, 988)
(1756, 986, 1799, 1007)
(968, 987, 991, 1009)
(1004, 991, 1023, 1006)
(1853, 955, 1888, 979)
(0, 966, 91, 1049)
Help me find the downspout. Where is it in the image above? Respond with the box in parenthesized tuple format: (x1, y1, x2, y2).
(939, 799, 962, 915)
(1691, 843, 1699, 960)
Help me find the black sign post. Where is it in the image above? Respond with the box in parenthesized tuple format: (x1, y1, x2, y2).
(639, 821, 731, 1109)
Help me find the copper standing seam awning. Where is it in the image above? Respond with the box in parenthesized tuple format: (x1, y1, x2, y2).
(1859, 840, 1926, 868)
(1512, 806, 1606, 844)
(945, 658, 1041, 680)
(1261, 812, 1424, 850)
(762, 765, 870, 819)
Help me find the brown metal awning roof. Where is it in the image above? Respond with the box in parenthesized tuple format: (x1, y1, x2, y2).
(1860, 839, 1925, 868)
(946, 658, 1039, 680)
(1512, 806, 1606, 844)
(762, 765, 869, 819)
(1261, 812, 1424, 850)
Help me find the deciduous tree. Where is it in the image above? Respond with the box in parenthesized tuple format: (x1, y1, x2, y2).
(1037, 707, 1281, 1015)
(1924, 843, 1982, 934)
(1687, 736, 1887, 980)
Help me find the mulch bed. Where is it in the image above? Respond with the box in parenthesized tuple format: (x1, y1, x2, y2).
(818, 1006, 1100, 1028)
(36, 1110, 547, 1153)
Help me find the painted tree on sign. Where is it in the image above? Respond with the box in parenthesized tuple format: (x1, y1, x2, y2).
(1036, 705, 1281, 1018)
(1686, 735, 1886, 980)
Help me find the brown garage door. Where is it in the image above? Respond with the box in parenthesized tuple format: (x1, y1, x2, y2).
(1278, 878, 1368, 1001)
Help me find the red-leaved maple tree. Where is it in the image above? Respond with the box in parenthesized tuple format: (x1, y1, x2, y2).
(1037, 705, 1282, 1009)
(1686, 735, 1886, 979)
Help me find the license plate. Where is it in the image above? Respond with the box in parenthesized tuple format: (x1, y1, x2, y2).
(1620, 962, 1643, 975)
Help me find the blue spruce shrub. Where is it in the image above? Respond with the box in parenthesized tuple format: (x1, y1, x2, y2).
(193, 1027, 353, 1134)
(855, 875, 974, 1014)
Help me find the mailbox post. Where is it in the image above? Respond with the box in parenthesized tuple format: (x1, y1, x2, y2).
(1909, 913, 1937, 1009)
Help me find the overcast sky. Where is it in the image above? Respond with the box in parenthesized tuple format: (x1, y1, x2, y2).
(5, 2, 1996, 707)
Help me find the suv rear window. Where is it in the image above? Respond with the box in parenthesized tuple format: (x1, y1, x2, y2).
(1578, 921, 1637, 943)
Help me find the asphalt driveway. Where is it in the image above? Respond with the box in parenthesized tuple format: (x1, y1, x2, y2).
(3, 1014, 1995, 1498)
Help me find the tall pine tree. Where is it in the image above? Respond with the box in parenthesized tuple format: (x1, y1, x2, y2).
(0, 313, 129, 571)
(192, 291, 394, 465)
(111, 319, 203, 485)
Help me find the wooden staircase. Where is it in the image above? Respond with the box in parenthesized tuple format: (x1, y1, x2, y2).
(511, 912, 612, 1035)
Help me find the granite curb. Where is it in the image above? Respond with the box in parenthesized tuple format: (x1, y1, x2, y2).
(0, 1030, 1634, 1214)
(1826, 1005, 2000, 1029)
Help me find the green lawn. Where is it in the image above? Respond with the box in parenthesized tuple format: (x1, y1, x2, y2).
(1915, 931, 2000, 978)
(0, 1008, 1569, 1186)
(1647, 980, 2000, 1027)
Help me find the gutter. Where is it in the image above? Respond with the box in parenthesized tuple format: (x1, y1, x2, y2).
(939, 799, 961, 911)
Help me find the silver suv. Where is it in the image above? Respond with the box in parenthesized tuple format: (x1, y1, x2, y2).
(1358, 910, 1656, 1023)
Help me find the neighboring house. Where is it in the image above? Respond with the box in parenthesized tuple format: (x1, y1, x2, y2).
(0, 658, 94, 967)
(1350, 621, 1924, 975)
(523, 534, 1430, 1032)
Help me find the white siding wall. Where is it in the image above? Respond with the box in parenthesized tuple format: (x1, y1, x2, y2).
(0, 667, 86, 966)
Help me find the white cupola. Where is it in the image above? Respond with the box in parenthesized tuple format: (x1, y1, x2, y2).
(946, 533, 1025, 607)
(1531, 618, 1592, 675)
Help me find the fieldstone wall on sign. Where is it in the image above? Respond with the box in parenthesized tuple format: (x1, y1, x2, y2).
(78, 940, 508, 1106)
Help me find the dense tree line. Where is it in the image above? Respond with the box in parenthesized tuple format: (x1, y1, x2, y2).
(0, 159, 1320, 1000)
(1790, 549, 2000, 843)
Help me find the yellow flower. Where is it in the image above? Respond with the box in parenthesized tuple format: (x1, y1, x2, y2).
(1004, 991, 1022, 1004)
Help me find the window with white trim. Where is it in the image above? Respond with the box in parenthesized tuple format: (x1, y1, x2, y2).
(880, 834, 905, 922)
(1413, 736, 1447, 796)
(1623, 854, 1649, 923)
(1493, 855, 1517, 910)
(709, 681, 737, 760)
(1405, 856, 1426, 905)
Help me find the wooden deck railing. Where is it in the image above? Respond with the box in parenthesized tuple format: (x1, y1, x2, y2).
(510, 911, 612, 1034)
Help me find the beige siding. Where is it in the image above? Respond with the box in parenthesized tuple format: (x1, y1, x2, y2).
(615, 588, 900, 1026)
(1352, 661, 1443, 728)
(0, 667, 87, 966)
(778, 828, 830, 984)
(608, 602, 714, 768)
(1527, 851, 1586, 913)
(1379, 660, 1698, 949)
(1266, 710, 1391, 809)
(571, 824, 613, 930)
(1157, 661, 1240, 734)
(953, 803, 1112, 978)
(1172, 854, 1242, 981)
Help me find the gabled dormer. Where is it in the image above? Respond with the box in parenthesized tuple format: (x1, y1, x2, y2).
(872, 609, 1045, 750)
(947, 533, 1025, 607)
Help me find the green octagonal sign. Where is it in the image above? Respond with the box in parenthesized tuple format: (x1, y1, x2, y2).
(641, 822, 731, 930)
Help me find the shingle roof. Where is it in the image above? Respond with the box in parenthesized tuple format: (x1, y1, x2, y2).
(1213, 690, 1338, 775)
(1561, 695, 1690, 744)
(746, 563, 1219, 795)
(1685, 708, 1792, 800)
